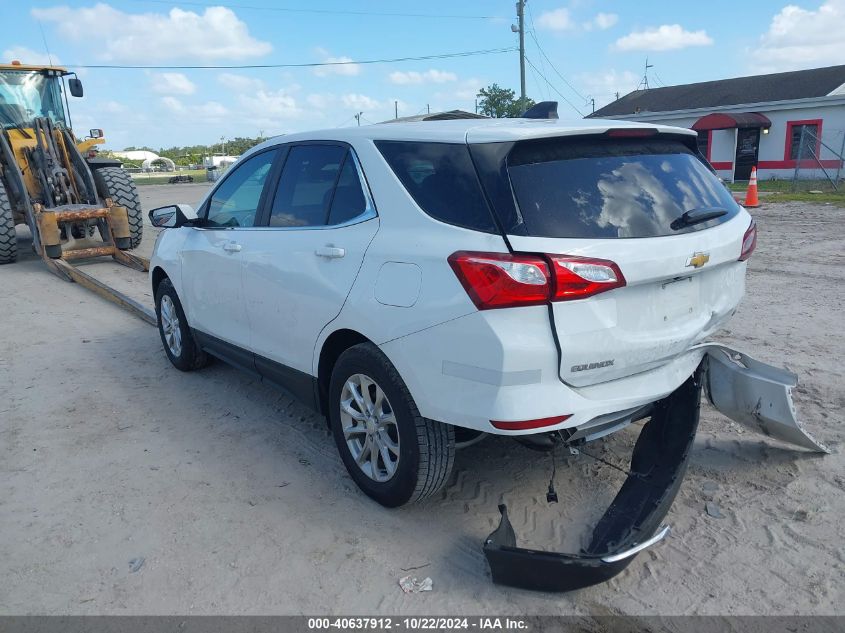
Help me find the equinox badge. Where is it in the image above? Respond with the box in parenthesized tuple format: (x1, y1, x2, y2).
(686, 252, 710, 268)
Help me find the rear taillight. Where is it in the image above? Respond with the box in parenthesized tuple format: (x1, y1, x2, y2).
(606, 128, 658, 138)
(448, 251, 626, 310)
(448, 251, 550, 310)
(549, 255, 626, 300)
(739, 219, 757, 261)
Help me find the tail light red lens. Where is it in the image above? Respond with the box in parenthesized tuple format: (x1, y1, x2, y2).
(606, 128, 658, 138)
(549, 255, 626, 300)
(448, 251, 550, 310)
(449, 251, 626, 310)
(739, 219, 757, 261)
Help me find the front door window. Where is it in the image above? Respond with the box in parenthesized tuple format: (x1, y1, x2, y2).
(205, 150, 277, 227)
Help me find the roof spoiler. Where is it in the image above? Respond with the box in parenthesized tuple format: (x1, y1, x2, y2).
(521, 101, 558, 119)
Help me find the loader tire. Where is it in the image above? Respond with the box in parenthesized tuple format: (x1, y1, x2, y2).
(0, 179, 17, 264)
(93, 167, 143, 249)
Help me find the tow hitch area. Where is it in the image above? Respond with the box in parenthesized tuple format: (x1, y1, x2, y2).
(484, 371, 702, 592)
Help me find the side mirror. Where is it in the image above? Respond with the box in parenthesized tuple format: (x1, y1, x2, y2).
(68, 77, 83, 98)
(89, 128, 103, 139)
(149, 204, 197, 228)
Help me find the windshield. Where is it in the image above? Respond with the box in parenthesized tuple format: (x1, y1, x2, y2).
(505, 137, 740, 239)
(0, 70, 67, 129)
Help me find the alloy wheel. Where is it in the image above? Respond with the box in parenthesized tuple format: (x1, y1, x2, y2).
(159, 294, 183, 357)
(339, 373, 401, 482)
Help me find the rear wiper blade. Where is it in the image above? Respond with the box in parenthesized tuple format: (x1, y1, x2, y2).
(670, 206, 728, 230)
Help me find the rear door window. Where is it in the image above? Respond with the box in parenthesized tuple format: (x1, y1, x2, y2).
(375, 141, 498, 233)
(504, 137, 740, 238)
(269, 144, 346, 227)
(327, 154, 368, 225)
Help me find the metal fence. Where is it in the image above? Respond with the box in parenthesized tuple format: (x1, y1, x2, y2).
(791, 126, 845, 192)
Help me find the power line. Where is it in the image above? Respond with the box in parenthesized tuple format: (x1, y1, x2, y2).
(526, 30, 586, 102)
(525, 5, 550, 101)
(524, 56, 584, 117)
(127, 0, 506, 19)
(64, 47, 516, 70)
(653, 72, 670, 88)
(526, 60, 546, 104)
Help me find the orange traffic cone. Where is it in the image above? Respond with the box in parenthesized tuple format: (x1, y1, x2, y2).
(744, 167, 760, 207)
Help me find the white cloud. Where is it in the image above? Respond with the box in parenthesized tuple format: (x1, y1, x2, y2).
(593, 13, 619, 30)
(433, 77, 484, 103)
(100, 100, 128, 114)
(312, 49, 360, 77)
(160, 96, 184, 113)
(306, 93, 335, 109)
(199, 102, 228, 118)
(1, 46, 59, 66)
(151, 72, 196, 95)
(388, 69, 458, 85)
(575, 69, 640, 105)
(160, 96, 227, 119)
(32, 5, 272, 62)
(217, 73, 265, 93)
(238, 89, 302, 120)
(341, 93, 380, 111)
(613, 24, 713, 51)
(536, 8, 575, 31)
(752, 0, 845, 72)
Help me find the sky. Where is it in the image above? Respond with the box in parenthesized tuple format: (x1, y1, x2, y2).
(2, 0, 844, 150)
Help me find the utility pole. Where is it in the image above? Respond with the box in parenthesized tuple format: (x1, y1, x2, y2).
(590, 97, 595, 113)
(354, 112, 363, 126)
(394, 100, 398, 119)
(426, 103, 430, 114)
(516, 0, 526, 101)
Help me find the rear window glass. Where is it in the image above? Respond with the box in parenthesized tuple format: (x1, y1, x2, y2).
(375, 141, 497, 233)
(505, 138, 740, 238)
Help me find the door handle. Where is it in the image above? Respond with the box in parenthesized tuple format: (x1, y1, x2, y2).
(315, 246, 346, 259)
(222, 241, 242, 253)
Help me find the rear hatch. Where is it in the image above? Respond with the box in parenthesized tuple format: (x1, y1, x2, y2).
(470, 130, 752, 387)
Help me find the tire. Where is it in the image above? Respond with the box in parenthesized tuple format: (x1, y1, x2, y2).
(329, 343, 454, 507)
(93, 167, 143, 248)
(154, 278, 211, 371)
(0, 179, 17, 264)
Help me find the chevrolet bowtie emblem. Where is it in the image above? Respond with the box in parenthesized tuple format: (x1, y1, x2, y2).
(686, 252, 710, 268)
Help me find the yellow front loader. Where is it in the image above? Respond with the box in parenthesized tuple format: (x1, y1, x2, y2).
(0, 60, 152, 322)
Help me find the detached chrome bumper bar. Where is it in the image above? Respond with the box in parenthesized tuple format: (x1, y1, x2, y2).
(600, 525, 670, 563)
(483, 346, 827, 592)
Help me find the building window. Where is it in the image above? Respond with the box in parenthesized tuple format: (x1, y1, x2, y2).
(788, 122, 820, 160)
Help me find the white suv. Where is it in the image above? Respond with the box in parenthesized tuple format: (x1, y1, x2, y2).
(149, 117, 822, 512)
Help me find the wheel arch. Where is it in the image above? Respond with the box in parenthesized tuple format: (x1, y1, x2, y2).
(316, 328, 372, 416)
(151, 265, 169, 298)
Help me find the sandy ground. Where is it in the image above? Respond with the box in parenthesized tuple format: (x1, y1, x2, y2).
(1, 187, 842, 615)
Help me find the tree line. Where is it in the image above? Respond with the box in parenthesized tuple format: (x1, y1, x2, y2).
(111, 136, 267, 167)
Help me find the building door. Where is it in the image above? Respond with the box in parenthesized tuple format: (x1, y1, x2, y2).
(734, 128, 760, 180)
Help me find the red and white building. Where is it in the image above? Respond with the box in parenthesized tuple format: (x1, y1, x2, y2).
(590, 65, 845, 182)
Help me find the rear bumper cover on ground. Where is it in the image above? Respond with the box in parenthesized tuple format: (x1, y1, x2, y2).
(484, 369, 702, 592)
(483, 345, 827, 592)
